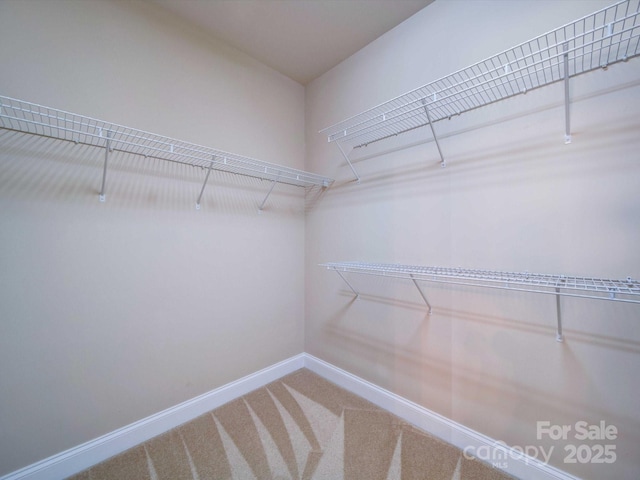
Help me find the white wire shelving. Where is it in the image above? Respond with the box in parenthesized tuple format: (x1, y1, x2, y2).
(321, 261, 640, 341)
(0, 95, 333, 209)
(320, 0, 640, 182)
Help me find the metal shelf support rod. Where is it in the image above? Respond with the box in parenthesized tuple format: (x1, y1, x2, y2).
(563, 43, 572, 144)
(411, 274, 432, 314)
(259, 177, 279, 211)
(422, 99, 445, 167)
(336, 141, 361, 184)
(99, 130, 112, 203)
(196, 156, 215, 210)
(335, 270, 359, 298)
(555, 288, 564, 342)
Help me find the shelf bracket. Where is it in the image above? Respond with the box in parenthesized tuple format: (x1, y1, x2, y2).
(334, 269, 359, 298)
(196, 156, 215, 210)
(411, 274, 432, 314)
(563, 43, 572, 144)
(258, 177, 279, 212)
(422, 99, 445, 167)
(555, 287, 564, 342)
(99, 130, 112, 202)
(336, 141, 361, 184)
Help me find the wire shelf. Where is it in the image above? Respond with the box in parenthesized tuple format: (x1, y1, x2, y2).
(320, 0, 640, 150)
(321, 262, 640, 304)
(0, 95, 333, 189)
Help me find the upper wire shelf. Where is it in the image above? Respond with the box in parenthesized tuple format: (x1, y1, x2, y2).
(0, 95, 333, 207)
(320, 0, 640, 151)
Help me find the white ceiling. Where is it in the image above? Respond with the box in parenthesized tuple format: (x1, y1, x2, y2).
(148, 0, 433, 85)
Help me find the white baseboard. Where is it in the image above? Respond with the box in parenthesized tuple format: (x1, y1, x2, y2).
(303, 354, 581, 480)
(0, 354, 306, 480)
(2, 352, 580, 480)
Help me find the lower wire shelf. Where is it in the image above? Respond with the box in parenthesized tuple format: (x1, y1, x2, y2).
(321, 262, 640, 341)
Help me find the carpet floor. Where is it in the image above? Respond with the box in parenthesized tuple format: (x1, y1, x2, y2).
(67, 368, 516, 480)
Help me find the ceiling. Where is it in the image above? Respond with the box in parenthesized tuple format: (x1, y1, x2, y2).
(148, 0, 433, 85)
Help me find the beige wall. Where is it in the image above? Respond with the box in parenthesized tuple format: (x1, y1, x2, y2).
(0, 0, 306, 475)
(305, 1, 640, 479)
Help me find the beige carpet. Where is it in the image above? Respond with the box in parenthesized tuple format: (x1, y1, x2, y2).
(67, 369, 516, 480)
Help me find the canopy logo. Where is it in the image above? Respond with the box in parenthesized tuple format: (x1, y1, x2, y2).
(463, 441, 553, 469)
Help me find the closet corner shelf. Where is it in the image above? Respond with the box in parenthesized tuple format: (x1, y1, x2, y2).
(0, 95, 333, 210)
(321, 261, 640, 342)
(320, 0, 640, 182)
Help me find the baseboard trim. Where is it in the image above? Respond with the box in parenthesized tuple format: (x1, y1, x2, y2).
(0, 354, 306, 480)
(303, 353, 580, 480)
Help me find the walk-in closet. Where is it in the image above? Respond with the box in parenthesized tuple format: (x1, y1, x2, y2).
(1, 1, 638, 479)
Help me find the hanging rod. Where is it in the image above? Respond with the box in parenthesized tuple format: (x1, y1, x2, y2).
(0, 95, 333, 206)
(321, 262, 640, 341)
(320, 0, 640, 180)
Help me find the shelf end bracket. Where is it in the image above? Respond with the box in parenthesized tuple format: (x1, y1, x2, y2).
(422, 99, 445, 167)
(336, 141, 361, 184)
(411, 274, 432, 314)
(196, 157, 215, 210)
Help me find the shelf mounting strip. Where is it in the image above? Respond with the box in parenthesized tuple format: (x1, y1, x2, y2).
(320, 0, 640, 182)
(321, 262, 640, 342)
(0, 95, 333, 209)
